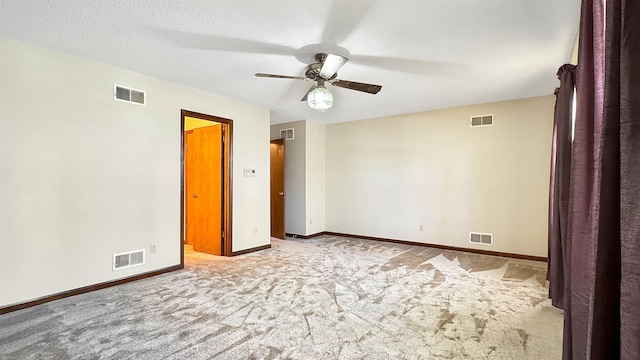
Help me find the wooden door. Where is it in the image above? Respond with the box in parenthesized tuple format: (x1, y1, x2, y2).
(185, 125, 223, 255)
(270, 139, 286, 239)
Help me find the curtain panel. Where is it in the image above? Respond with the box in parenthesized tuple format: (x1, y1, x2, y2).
(555, 0, 639, 359)
(548, 64, 576, 310)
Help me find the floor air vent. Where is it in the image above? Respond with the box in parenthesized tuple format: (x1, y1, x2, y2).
(114, 84, 146, 105)
(470, 232, 493, 245)
(470, 114, 493, 127)
(113, 249, 146, 271)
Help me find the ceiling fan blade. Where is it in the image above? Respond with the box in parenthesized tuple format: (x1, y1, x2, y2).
(331, 79, 382, 94)
(352, 55, 471, 80)
(156, 29, 296, 56)
(255, 73, 307, 80)
(321, 2, 376, 44)
(319, 54, 348, 79)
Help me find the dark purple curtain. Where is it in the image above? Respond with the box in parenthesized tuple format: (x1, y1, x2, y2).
(615, 1, 640, 359)
(548, 64, 576, 309)
(557, 0, 640, 359)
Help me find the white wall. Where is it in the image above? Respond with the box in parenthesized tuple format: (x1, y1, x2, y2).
(0, 37, 271, 307)
(305, 120, 326, 235)
(270, 121, 306, 235)
(325, 96, 554, 257)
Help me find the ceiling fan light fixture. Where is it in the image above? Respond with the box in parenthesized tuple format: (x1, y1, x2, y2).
(307, 84, 333, 110)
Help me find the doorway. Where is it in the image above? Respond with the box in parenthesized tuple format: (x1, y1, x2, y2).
(270, 139, 285, 239)
(181, 110, 232, 262)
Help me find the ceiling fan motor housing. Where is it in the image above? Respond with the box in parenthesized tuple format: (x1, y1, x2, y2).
(304, 63, 323, 80)
(304, 53, 338, 80)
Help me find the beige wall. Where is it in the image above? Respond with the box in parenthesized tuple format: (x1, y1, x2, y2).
(325, 96, 554, 257)
(305, 120, 326, 235)
(0, 37, 271, 307)
(270, 121, 306, 235)
(570, 33, 579, 64)
(270, 119, 326, 236)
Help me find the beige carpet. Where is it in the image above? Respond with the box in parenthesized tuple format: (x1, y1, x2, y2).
(0, 236, 563, 359)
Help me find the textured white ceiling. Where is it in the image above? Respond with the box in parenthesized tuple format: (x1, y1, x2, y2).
(0, 0, 580, 124)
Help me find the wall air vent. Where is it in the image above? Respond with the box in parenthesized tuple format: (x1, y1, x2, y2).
(114, 84, 146, 105)
(470, 114, 493, 127)
(280, 128, 294, 140)
(469, 232, 493, 245)
(113, 249, 146, 271)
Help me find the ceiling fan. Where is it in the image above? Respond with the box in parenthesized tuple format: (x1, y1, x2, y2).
(255, 53, 382, 110)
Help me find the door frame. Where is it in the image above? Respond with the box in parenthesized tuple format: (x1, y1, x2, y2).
(180, 109, 233, 263)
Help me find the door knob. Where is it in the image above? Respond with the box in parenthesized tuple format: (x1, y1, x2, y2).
(279, 192, 284, 196)
(192, 194, 198, 198)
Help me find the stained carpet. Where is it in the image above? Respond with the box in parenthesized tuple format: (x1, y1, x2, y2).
(0, 236, 563, 359)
